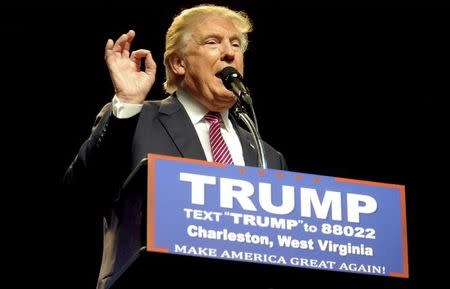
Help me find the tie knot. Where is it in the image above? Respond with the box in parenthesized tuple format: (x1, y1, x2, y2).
(204, 111, 222, 124)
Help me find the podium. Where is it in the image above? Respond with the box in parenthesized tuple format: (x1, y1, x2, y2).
(106, 157, 278, 288)
(104, 154, 408, 289)
(105, 157, 147, 289)
(107, 157, 272, 288)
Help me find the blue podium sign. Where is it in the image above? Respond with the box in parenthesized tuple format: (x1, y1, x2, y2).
(146, 154, 408, 278)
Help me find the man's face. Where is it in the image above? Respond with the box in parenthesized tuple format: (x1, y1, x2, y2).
(180, 16, 244, 112)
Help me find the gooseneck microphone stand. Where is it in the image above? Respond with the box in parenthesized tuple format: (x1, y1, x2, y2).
(232, 95, 267, 169)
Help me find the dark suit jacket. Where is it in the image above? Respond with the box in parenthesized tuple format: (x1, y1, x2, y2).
(65, 94, 287, 289)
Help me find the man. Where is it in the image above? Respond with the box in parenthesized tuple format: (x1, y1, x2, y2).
(65, 4, 287, 289)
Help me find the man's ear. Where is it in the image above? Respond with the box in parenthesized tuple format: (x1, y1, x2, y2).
(167, 53, 185, 76)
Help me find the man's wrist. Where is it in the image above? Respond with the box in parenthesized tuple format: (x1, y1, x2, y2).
(112, 95, 143, 119)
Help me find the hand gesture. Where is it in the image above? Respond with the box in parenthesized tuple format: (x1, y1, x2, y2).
(104, 30, 157, 104)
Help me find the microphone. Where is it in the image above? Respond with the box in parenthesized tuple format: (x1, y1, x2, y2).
(220, 66, 252, 105)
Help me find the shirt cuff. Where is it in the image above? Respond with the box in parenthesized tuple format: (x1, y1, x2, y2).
(112, 95, 143, 119)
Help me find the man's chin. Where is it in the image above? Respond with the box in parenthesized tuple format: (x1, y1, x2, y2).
(210, 99, 236, 112)
(218, 92, 237, 103)
(220, 95, 237, 106)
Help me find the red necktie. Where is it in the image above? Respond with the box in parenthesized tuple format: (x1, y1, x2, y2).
(204, 111, 234, 164)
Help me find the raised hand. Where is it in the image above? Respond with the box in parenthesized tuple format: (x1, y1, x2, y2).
(104, 30, 157, 104)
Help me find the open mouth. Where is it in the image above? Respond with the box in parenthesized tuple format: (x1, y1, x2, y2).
(215, 72, 226, 88)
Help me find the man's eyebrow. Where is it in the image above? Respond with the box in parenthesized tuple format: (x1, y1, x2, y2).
(201, 32, 222, 39)
(199, 33, 241, 43)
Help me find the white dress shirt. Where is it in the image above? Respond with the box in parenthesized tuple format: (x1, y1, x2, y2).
(111, 92, 245, 166)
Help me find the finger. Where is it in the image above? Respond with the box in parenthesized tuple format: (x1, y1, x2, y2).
(144, 51, 157, 75)
(104, 39, 114, 59)
(112, 33, 129, 53)
(130, 49, 151, 70)
(122, 30, 135, 58)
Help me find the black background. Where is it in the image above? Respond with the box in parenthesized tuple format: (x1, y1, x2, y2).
(22, 0, 442, 288)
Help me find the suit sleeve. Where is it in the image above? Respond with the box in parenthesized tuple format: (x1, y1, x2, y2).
(63, 103, 139, 208)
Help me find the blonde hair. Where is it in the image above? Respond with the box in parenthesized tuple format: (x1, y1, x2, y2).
(163, 4, 253, 93)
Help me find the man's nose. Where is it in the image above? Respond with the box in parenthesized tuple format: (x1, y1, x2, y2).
(220, 41, 235, 62)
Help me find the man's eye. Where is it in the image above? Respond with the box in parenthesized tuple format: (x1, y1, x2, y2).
(232, 42, 241, 48)
(206, 40, 218, 45)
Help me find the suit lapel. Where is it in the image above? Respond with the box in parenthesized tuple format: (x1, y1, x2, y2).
(157, 95, 257, 166)
(158, 95, 207, 161)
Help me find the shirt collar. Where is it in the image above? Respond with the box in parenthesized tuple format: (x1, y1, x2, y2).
(176, 90, 232, 131)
